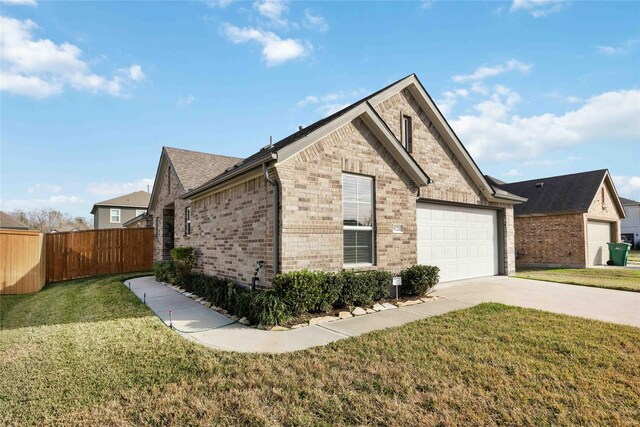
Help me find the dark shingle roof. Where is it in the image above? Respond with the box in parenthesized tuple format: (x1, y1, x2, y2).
(620, 197, 639, 205)
(164, 147, 242, 192)
(497, 170, 608, 216)
(91, 190, 151, 213)
(0, 211, 32, 230)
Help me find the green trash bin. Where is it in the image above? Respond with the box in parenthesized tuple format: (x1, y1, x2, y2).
(607, 242, 631, 266)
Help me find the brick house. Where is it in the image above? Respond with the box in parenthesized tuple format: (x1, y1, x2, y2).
(493, 170, 626, 268)
(150, 74, 525, 286)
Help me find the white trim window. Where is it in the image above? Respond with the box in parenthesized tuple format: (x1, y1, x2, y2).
(342, 174, 374, 265)
(110, 208, 121, 223)
(136, 209, 146, 217)
(402, 115, 412, 153)
(185, 206, 191, 236)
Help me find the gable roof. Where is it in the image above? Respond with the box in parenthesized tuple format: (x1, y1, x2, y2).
(498, 169, 625, 217)
(620, 196, 639, 206)
(0, 211, 32, 230)
(181, 74, 525, 204)
(149, 147, 242, 210)
(91, 190, 150, 214)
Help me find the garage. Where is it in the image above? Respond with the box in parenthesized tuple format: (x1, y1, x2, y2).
(587, 220, 612, 266)
(417, 202, 500, 282)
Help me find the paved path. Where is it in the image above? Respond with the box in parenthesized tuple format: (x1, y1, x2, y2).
(127, 276, 640, 353)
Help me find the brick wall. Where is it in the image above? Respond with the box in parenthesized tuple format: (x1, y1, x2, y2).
(186, 174, 275, 286)
(514, 214, 587, 268)
(587, 181, 621, 243)
(152, 163, 183, 261)
(276, 118, 419, 275)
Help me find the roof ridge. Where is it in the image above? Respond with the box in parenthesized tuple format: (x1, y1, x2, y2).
(503, 169, 608, 186)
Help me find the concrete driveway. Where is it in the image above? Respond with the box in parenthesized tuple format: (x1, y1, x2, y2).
(127, 275, 640, 354)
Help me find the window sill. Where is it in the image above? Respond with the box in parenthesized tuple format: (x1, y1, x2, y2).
(343, 264, 377, 271)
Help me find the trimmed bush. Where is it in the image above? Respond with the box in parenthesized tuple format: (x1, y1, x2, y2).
(170, 247, 195, 287)
(153, 260, 175, 283)
(248, 289, 290, 326)
(364, 270, 393, 301)
(399, 265, 439, 297)
(316, 272, 342, 312)
(273, 270, 323, 316)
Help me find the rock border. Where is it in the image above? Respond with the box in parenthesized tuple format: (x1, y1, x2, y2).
(162, 282, 441, 331)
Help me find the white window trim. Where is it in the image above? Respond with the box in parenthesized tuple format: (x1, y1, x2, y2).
(136, 209, 146, 217)
(342, 173, 375, 267)
(110, 208, 121, 223)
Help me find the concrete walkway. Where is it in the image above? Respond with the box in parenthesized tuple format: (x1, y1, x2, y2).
(127, 275, 640, 353)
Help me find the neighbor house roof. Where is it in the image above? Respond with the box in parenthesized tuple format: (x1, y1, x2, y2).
(0, 211, 32, 230)
(181, 74, 525, 204)
(123, 212, 151, 227)
(620, 197, 639, 206)
(497, 169, 625, 217)
(90, 190, 151, 214)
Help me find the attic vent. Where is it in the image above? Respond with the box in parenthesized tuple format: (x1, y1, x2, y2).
(298, 125, 304, 130)
(535, 182, 544, 188)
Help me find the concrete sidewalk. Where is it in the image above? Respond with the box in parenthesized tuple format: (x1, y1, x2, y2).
(127, 275, 640, 353)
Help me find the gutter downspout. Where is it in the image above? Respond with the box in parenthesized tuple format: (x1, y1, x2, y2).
(263, 162, 280, 276)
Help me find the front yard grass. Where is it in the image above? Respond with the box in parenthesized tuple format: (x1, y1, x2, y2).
(1, 275, 639, 426)
(628, 249, 640, 263)
(516, 267, 640, 292)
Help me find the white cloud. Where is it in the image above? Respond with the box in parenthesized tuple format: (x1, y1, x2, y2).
(207, 0, 234, 7)
(613, 176, 640, 200)
(177, 95, 195, 107)
(504, 169, 521, 177)
(254, 0, 291, 27)
(510, 0, 568, 17)
(0, 16, 143, 98)
(0, 195, 81, 211)
(27, 183, 62, 194)
(420, 1, 432, 10)
(222, 24, 310, 66)
(450, 89, 640, 162)
(474, 85, 521, 120)
(86, 178, 153, 197)
(452, 59, 532, 83)
(303, 10, 328, 32)
(1, 0, 37, 5)
(317, 103, 350, 117)
(595, 39, 639, 56)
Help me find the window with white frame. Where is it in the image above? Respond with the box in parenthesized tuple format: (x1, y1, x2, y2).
(402, 115, 412, 153)
(136, 209, 146, 217)
(342, 174, 374, 265)
(185, 206, 191, 236)
(110, 208, 121, 223)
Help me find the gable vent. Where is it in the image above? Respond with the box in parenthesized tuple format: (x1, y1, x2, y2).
(535, 182, 544, 188)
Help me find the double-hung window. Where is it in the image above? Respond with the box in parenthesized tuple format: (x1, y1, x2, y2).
(185, 206, 191, 236)
(110, 208, 121, 223)
(343, 174, 374, 265)
(402, 115, 412, 153)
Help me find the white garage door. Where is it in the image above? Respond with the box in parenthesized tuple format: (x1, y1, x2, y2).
(587, 221, 612, 266)
(417, 203, 499, 282)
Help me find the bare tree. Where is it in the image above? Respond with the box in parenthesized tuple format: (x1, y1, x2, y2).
(10, 208, 92, 233)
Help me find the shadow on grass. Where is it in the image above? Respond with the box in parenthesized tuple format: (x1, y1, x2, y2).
(0, 273, 154, 331)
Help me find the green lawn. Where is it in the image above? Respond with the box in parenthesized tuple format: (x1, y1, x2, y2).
(516, 267, 640, 292)
(629, 249, 640, 263)
(1, 276, 639, 426)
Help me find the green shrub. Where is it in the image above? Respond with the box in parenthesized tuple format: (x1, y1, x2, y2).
(153, 260, 175, 283)
(399, 265, 439, 297)
(337, 271, 368, 307)
(316, 272, 342, 312)
(170, 247, 195, 287)
(273, 270, 323, 316)
(248, 289, 290, 326)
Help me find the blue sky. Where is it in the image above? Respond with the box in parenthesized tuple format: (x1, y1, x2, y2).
(1, 0, 639, 218)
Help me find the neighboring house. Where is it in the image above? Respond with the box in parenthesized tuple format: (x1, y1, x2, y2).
(620, 197, 640, 249)
(123, 212, 153, 228)
(91, 191, 151, 229)
(151, 74, 525, 287)
(148, 147, 243, 259)
(493, 170, 625, 268)
(0, 211, 32, 230)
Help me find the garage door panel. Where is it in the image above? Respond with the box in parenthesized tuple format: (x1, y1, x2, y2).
(587, 221, 611, 266)
(417, 203, 499, 282)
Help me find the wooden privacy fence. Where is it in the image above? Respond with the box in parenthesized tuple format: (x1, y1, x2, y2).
(0, 229, 46, 295)
(45, 228, 154, 283)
